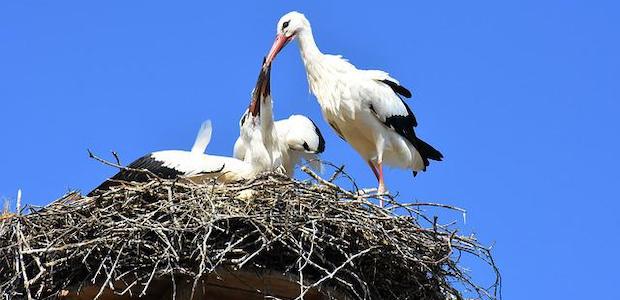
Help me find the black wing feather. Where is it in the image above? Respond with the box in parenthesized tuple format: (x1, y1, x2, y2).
(88, 154, 183, 196)
(371, 101, 442, 170)
(310, 119, 326, 153)
(380, 79, 412, 98)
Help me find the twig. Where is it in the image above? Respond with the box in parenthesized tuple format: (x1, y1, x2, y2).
(111, 151, 121, 166)
(0, 170, 500, 300)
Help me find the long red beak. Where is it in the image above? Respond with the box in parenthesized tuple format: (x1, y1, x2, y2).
(248, 61, 271, 117)
(266, 33, 291, 65)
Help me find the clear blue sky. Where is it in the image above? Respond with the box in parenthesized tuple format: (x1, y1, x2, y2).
(1, 1, 618, 298)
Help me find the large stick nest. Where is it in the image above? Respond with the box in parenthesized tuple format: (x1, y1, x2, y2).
(0, 166, 500, 300)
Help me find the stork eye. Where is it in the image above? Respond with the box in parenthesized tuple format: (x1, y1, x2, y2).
(282, 21, 290, 30)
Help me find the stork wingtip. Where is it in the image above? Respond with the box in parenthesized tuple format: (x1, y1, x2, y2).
(436, 152, 444, 161)
(200, 119, 212, 130)
(399, 87, 412, 99)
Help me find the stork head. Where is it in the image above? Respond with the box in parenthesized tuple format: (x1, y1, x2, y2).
(266, 11, 310, 65)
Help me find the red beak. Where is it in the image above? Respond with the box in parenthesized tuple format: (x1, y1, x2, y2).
(248, 61, 271, 117)
(266, 33, 291, 65)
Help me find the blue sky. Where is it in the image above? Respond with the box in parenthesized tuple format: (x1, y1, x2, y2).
(1, 1, 618, 299)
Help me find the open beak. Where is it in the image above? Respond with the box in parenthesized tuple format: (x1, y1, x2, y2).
(248, 59, 272, 117)
(265, 33, 292, 65)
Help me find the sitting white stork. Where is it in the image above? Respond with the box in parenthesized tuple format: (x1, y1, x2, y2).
(265, 11, 443, 197)
(234, 62, 325, 176)
(235, 114, 325, 176)
(273, 115, 325, 175)
(89, 64, 276, 195)
(87, 121, 258, 195)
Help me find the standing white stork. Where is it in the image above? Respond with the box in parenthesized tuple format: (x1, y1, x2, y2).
(89, 64, 276, 195)
(234, 61, 325, 176)
(265, 11, 443, 197)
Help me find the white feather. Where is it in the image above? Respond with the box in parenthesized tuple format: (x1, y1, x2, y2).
(280, 12, 435, 172)
(150, 150, 256, 183)
(190, 120, 212, 154)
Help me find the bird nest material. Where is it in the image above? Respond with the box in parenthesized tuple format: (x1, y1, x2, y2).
(0, 166, 500, 300)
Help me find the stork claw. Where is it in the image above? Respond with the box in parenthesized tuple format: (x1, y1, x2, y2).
(378, 183, 387, 195)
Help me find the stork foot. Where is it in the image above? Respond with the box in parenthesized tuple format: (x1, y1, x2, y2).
(378, 183, 389, 195)
(377, 184, 390, 207)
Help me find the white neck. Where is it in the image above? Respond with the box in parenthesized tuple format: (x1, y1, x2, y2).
(258, 98, 284, 171)
(297, 28, 322, 65)
(296, 27, 328, 98)
(259, 98, 274, 131)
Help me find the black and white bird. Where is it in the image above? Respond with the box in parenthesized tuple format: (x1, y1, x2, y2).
(88, 121, 254, 195)
(89, 65, 276, 195)
(235, 114, 325, 176)
(233, 62, 325, 176)
(233, 61, 283, 174)
(265, 11, 443, 196)
(274, 115, 325, 175)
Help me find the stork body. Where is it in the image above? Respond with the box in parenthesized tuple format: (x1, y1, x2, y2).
(266, 12, 442, 195)
(89, 64, 276, 195)
(88, 121, 257, 195)
(235, 114, 325, 176)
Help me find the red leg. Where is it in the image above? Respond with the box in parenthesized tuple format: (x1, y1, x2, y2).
(367, 160, 380, 180)
(377, 162, 386, 206)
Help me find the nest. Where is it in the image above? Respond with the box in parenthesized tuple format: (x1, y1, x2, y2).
(0, 166, 500, 300)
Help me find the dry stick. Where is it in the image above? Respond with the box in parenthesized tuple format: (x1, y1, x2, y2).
(1, 171, 500, 300)
(111, 151, 122, 166)
(295, 221, 318, 298)
(93, 243, 126, 300)
(396, 202, 468, 224)
(87, 149, 161, 180)
(328, 164, 346, 182)
(14, 189, 35, 300)
(87, 149, 124, 170)
(297, 247, 377, 300)
(321, 161, 361, 191)
(22, 238, 118, 254)
(279, 240, 365, 299)
(297, 236, 304, 298)
(301, 166, 354, 198)
(140, 260, 160, 297)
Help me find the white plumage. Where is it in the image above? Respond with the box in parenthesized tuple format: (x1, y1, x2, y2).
(89, 65, 279, 194)
(266, 11, 442, 195)
(274, 115, 325, 175)
(89, 121, 260, 195)
(189, 120, 213, 154)
(233, 63, 282, 174)
(234, 62, 325, 176)
(235, 114, 325, 176)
